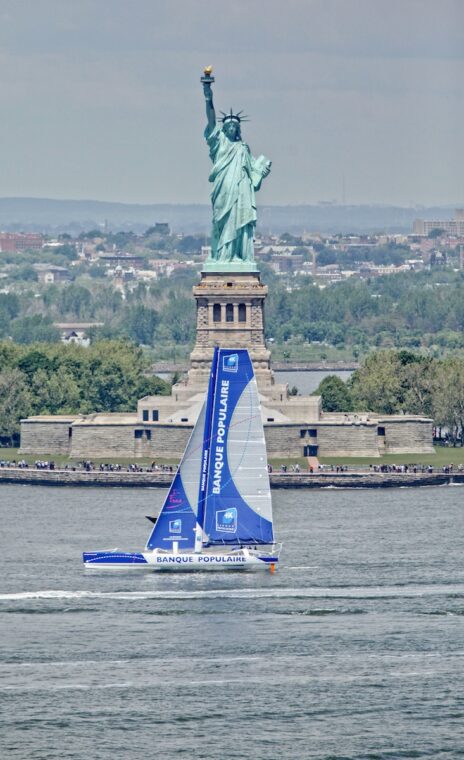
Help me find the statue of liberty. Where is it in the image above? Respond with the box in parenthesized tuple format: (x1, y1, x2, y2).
(201, 67, 271, 270)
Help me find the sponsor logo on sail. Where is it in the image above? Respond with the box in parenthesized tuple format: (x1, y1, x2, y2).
(169, 519, 182, 533)
(216, 508, 237, 533)
(223, 353, 238, 373)
(168, 488, 183, 508)
(212, 379, 230, 494)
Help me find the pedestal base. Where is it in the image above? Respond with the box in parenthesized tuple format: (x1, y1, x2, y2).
(180, 269, 275, 394)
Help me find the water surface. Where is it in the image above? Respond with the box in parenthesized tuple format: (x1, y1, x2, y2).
(1, 484, 463, 759)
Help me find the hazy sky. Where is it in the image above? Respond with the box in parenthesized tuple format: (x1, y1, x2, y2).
(0, 0, 462, 206)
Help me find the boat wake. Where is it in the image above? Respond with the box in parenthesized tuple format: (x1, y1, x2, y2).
(2, 583, 464, 602)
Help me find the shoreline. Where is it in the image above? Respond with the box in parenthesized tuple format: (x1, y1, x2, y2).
(0, 467, 462, 489)
(151, 361, 359, 374)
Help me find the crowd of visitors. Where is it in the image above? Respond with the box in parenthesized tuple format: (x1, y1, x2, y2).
(0, 459, 56, 469)
(0, 459, 462, 476)
(269, 462, 463, 475)
(0, 458, 178, 473)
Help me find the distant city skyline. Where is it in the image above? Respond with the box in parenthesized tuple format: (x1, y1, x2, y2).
(0, 0, 462, 207)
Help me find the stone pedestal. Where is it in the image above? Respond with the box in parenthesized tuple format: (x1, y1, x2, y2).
(178, 270, 274, 397)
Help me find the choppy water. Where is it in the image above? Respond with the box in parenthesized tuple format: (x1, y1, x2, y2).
(1, 484, 464, 760)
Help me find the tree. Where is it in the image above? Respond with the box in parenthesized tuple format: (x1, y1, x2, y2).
(0, 341, 20, 369)
(350, 350, 437, 416)
(176, 235, 203, 254)
(313, 375, 353, 412)
(9, 265, 38, 282)
(0, 368, 32, 444)
(123, 305, 159, 345)
(43, 367, 82, 413)
(316, 249, 337, 266)
(0, 293, 20, 319)
(10, 316, 60, 344)
(432, 358, 464, 445)
(0, 308, 10, 338)
(17, 349, 54, 379)
(0, 340, 171, 431)
(53, 244, 76, 260)
(159, 296, 195, 343)
(350, 352, 404, 414)
(78, 229, 104, 240)
(59, 284, 92, 318)
(280, 232, 299, 244)
(81, 341, 170, 411)
(428, 228, 445, 239)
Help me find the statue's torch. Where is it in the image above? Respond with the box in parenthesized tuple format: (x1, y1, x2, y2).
(201, 65, 215, 86)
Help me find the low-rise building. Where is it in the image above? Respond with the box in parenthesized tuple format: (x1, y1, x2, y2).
(53, 322, 104, 346)
(0, 232, 43, 252)
(34, 264, 71, 284)
(413, 209, 464, 236)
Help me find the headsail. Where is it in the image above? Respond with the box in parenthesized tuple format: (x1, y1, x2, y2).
(203, 349, 274, 545)
(145, 402, 206, 551)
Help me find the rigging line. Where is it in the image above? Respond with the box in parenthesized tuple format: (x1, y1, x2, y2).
(206, 374, 260, 501)
(181, 390, 260, 466)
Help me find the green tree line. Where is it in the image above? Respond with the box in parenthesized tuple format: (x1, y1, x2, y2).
(314, 350, 464, 445)
(265, 269, 464, 352)
(1, 266, 463, 356)
(0, 270, 197, 348)
(0, 340, 170, 445)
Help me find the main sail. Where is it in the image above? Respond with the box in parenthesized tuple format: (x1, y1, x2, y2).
(146, 348, 273, 551)
(203, 349, 274, 546)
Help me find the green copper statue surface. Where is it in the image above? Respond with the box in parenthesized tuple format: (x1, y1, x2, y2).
(202, 67, 271, 271)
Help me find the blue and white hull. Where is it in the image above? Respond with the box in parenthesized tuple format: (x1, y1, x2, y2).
(83, 547, 279, 571)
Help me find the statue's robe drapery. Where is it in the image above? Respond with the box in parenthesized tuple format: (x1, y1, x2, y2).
(205, 125, 266, 263)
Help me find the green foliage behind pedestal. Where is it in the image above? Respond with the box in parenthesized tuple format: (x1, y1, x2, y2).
(0, 340, 170, 445)
(312, 349, 463, 447)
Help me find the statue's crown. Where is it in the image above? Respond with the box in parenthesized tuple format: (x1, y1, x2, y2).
(219, 109, 249, 124)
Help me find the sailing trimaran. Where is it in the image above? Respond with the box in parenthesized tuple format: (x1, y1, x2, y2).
(83, 348, 280, 571)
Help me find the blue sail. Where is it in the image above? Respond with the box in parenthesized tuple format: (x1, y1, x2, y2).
(145, 403, 207, 551)
(203, 349, 274, 545)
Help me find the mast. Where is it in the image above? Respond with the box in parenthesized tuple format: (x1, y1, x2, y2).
(195, 347, 219, 550)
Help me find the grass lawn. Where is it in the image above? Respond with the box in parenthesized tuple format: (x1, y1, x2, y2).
(272, 446, 464, 470)
(0, 449, 180, 468)
(318, 447, 464, 467)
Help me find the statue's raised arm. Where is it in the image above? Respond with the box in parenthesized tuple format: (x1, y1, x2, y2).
(201, 66, 216, 134)
(200, 67, 271, 272)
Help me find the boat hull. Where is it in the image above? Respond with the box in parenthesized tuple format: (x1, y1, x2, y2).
(83, 549, 278, 571)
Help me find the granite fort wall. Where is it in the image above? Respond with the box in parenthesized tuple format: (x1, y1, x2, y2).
(264, 425, 306, 457)
(262, 423, 383, 458)
(144, 426, 192, 459)
(20, 418, 433, 460)
(383, 420, 434, 454)
(71, 425, 136, 458)
(70, 424, 192, 459)
(317, 424, 379, 457)
(20, 420, 73, 455)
